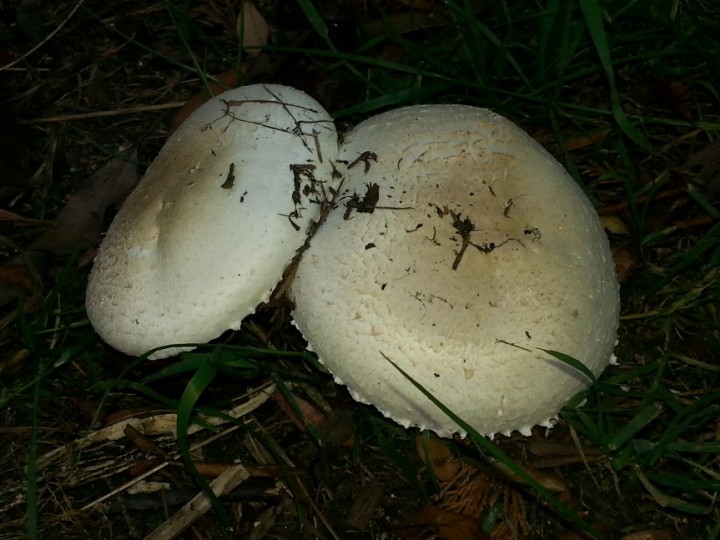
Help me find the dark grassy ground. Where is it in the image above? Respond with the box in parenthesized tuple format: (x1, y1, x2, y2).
(1, 1, 719, 538)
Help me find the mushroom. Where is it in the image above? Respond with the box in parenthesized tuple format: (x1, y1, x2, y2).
(86, 84, 337, 359)
(290, 105, 620, 438)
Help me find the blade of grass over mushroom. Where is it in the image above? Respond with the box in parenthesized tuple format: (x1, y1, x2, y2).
(539, 349, 598, 384)
(382, 353, 605, 539)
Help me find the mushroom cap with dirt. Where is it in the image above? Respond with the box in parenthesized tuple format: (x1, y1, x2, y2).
(86, 84, 338, 359)
(290, 104, 620, 438)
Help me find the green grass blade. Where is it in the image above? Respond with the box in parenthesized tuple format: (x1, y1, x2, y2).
(633, 464, 712, 515)
(383, 352, 605, 539)
(540, 348, 598, 384)
(569, 408, 610, 448)
(175, 358, 232, 529)
(296, 0, 333, 49)
(419, 430, 441, 491)
(271, 373, 322, 444)
(578, 0, 651, 150)
(687, 185, 720, 219)
(607, 403, 663, 451)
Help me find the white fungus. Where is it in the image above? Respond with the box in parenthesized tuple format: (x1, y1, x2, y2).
(86, 84, 338, 359)
(290, 105, 620, 438)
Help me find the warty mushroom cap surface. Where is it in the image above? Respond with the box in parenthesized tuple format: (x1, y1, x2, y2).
(290, 104, 620, 438)
(86, 84, 337, 359)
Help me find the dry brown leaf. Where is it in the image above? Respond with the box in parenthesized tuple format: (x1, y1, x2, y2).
(0, 348, 32, 379)
(601, 214, 630, 235)
(316, 407, 356, 447)
(272, 389, 327, 434)
(124, 424, 172, 459)
(0, 249, 46, 311)
(346, 480, 383, 530)
(237, 1, 269, 57)
(563, 129, 611, 151)
(31, 146, 138, 255)
(68, 395, 105, 426)
(0, 264, 35, 293)
(486, 459, 569, 493)
(415, 432, 462, 482)
(612, 245, 638, 285)
(103, 408, 145, 426)
(438, 461, 532, 537)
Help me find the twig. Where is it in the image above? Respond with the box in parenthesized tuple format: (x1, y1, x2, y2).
(143, 463, 250, 540)
(23, 102, 185, 124)
(0, 0, 85, 72)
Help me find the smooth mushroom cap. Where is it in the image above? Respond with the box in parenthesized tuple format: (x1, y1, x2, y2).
(87, 84, 338, 359)
(290, 105, 620, 438)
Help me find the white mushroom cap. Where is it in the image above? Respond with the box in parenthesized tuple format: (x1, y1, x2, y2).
(86, 84, 337, 359)
(290, 105, 620, 438)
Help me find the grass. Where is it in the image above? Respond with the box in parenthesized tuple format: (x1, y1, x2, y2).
(1, 0, 720, 538)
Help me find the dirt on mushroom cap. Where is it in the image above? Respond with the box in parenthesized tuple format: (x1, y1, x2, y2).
(291, 105, 620, 438)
